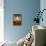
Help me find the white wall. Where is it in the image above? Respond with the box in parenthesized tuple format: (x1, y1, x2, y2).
(0, 0, 4, 42)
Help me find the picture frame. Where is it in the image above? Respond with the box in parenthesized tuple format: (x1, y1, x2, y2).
(13, 14, 22, 26)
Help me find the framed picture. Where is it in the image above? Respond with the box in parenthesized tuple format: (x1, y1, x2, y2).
(13, 14, 22, 26)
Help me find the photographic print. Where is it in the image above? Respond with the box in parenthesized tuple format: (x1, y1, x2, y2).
(13, 14, 22, 26)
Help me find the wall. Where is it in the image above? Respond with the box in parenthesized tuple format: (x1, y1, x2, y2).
(0, 0, 4, 42)
(4, 0, 40, 42)
(40, 0, 46, 27)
